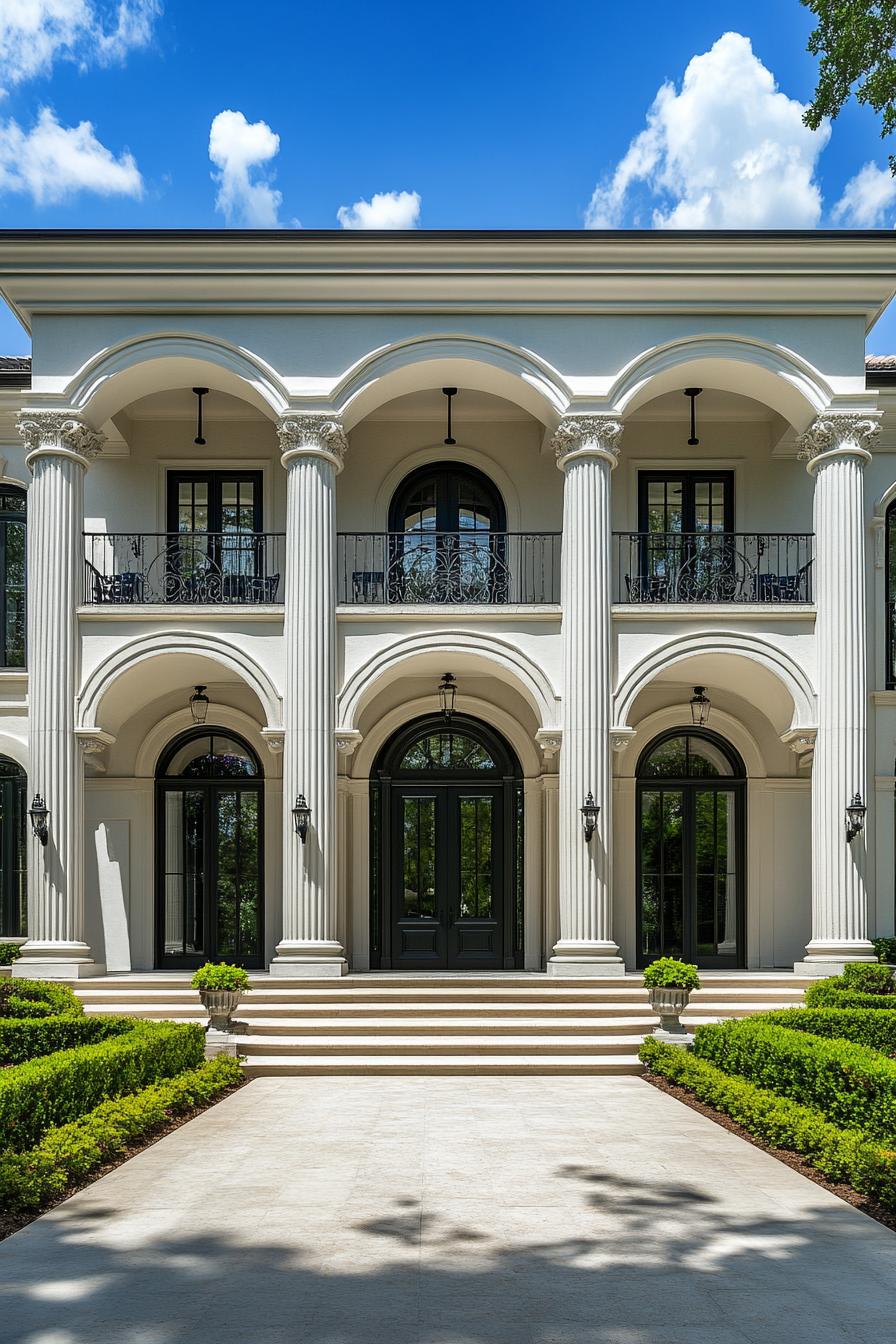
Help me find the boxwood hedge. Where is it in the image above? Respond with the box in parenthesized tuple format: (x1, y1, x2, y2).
(692, 1018, 896, 1141)
(760, 1007, 896, 1054)
(0, 1020, 205, 1152)
(640, 1037, 896, 1208)
(0, 979, 83, 1020)
(0, 1054, 243, 1213)
(0, 1013, 135, 1066)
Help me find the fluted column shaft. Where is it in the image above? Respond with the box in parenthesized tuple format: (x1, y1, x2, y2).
(549, 415, 624, 976)
(799, 412, 880, 973)
(272, 415, 347, 976)
(14, 412, 104, 979)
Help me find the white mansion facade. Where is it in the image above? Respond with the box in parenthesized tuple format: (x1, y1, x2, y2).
(0, 229, 894, 981)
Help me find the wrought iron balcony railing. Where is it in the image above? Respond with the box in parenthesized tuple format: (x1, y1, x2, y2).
(613, 532, 814, 604)
(83, 532, 286, 605)
(337, 532, 561, 605)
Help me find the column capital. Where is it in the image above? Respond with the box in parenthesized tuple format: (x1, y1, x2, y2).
(17, 410, 105, 468)
(797, 411, 881, 471)
(552, 414, 623, 471)
(277, 414, 347, 472)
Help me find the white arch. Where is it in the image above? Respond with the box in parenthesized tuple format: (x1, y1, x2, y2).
(350, 695, 543, 779)
(79, 630, 282, 732)
(338, 629, 560, 731)
(613, 630, 816, 730)
(334, 333, 571, 430)
(610, 334, 832, 430)
(875, 480, 896, 521)
(64, 331, 289, 424)
(615, 704, 766, 779)
(0, 733, 29, 774)
(134, 704, 278, 778)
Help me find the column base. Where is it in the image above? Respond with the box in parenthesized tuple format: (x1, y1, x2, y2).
(11, 941, 105, 981)
(795, 939, 878, 978)
(270, 940, 347, 978)
(547, 941, 626, 977)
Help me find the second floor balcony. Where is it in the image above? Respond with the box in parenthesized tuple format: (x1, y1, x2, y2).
(613, 532, 814, 605)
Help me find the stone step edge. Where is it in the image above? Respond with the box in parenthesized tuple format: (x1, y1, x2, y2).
(240, 1056, 645, 1076)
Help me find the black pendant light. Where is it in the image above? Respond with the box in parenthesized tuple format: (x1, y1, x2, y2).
(189, 684, 210, 724)
(442, 387, 457, 446)
(193, 387, 209, 446)
(438, 672, 457, 720)
(684, 387, 702, 446)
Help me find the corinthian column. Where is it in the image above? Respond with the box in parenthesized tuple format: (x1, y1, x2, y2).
(797, 411, 881, 974)
(549, 414, 625, 976)
(271, 414, 347, 976)
(14, 411, 105, 979)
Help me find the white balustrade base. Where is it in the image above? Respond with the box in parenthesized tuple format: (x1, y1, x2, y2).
(270, 940, 348, 978)
(547, 941, 626, 977)
(12, 941, 105, 981)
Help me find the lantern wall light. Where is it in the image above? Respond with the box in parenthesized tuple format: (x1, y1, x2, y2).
(438, 672, 457, 721)
(29, 794, 49, 846)
(293, 794, 311, 843)
(189, 685, 210, 725)
(581, 792, 600, 843)
(690, 686, 711, 727)
(845, 793, 866, 844)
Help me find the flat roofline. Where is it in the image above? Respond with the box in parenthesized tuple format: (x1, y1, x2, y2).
(0, 228, 895, 243)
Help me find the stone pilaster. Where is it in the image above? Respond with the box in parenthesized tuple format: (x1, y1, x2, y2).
(548, 414, 625, 975)
(271, 414, 347, 976)
(14, 411, 105, 979)
(797, 412, 881, 974)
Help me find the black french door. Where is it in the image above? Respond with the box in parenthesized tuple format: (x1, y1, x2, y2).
(166, 471, 263, 599)
(637, 472, 735, 601)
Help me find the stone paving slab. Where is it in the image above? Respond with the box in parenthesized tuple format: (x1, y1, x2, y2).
(0, 1076, 894, 1344)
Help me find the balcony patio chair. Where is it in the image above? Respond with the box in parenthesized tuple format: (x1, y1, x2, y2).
(92, 569, 145, 604)
(352, 570, 385, 602)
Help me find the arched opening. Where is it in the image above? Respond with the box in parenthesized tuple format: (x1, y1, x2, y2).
(0, 488, 26, 668)
(636, 728, 746, 969)
(0, 757, 26, 939)
(155, 728, 264, 969)
(370, 714, 523, 970)
(384, 462, 508, 604)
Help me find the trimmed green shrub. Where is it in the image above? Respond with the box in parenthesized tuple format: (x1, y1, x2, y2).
(640, 1037, 896, 1208)
(191, 963, 251, 992)
(0, 1020, 205, 1151)
(0, 942, 21, 966)
(692, 1017, 896, 1141)
(642, 958, 701, 991)
(805, 976, 896, 1011)
(873, 937, 896, 965)
(841, 962, 896, 994)
(0, 1054, 243, 1213)
(761, 1007, 896, 1054)
(0, 1013, 135, 1066)
(0, 979, 83, 1019)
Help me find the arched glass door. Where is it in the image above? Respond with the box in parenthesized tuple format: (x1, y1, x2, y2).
(371, 715, 523, 969)
(636, 730, 745, 968)
(388, 463, 507, 603)
(0, 757, 26, 938)
(156, 730, 264, 968)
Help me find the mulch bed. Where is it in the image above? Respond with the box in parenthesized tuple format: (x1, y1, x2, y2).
(642, 1070, 896, 1234)
(0, 1076, 248, 1243)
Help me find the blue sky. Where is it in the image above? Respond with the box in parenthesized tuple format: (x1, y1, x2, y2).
(0, 1, 894, 354)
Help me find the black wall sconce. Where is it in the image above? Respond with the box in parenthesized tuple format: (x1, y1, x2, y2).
(581, 792, 600, 843)
(29, 794, 49, 847)
(846, 793, 866, 844)
(293, 794, 311, 843)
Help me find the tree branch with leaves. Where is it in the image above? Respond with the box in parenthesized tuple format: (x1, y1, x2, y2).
(802, 0, 896, 173)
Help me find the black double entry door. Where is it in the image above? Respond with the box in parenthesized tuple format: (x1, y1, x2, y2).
(374, 715, 522, 971)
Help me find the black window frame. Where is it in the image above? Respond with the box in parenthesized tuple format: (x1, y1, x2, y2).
(166, 470, 263, 536)
(0, 487, 26, 670)
(638, 471, 735, 535)
(0, 756, 26, 939)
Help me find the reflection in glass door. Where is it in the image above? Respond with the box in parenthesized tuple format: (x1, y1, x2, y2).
(637, 730, 744, 967)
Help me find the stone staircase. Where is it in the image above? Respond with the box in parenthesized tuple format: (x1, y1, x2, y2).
(73, 972, 809, 1076)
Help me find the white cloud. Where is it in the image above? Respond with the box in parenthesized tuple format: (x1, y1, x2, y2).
(0, 107, 142, 203)
(337, 189, 421, 229)
(832, 161, 896, 227)
(209, 109, 282, 227)
(586, 32, 829, 230)
(0, 1, 159, 93)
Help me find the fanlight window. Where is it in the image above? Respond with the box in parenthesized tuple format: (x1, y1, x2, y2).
(399, 732, 498, 773)
(638, 733, 739, 779)
(162, 733, 259, 779)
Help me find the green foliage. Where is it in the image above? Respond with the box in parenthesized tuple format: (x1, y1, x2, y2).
(692, 1018, 896, 1142)
(0, 942, 21, 965)
(190, 962, 251, 992)
(642, 958, 701, 991)
(841, 962, 896, 994)
(761, 1006, 896, 1054)
(805, 974, 896, 1010)
(0, 979, 83, 1019)
(873, 937, 896, 965)
(0, 1055, 243, 1214)
(0, 1013, 134, 1066)
(640, 1037, 896, 1208)
(802, 1, 896, 173)
(0, 1021, 205, 1152)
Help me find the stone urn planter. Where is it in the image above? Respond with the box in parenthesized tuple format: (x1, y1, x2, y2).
(190, 963, 251, 1042)
(198, 987, 243, 1033)
(642, 958, 701, 1047)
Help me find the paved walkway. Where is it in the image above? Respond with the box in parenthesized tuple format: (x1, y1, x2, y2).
(1, 1077, 894, 1344)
